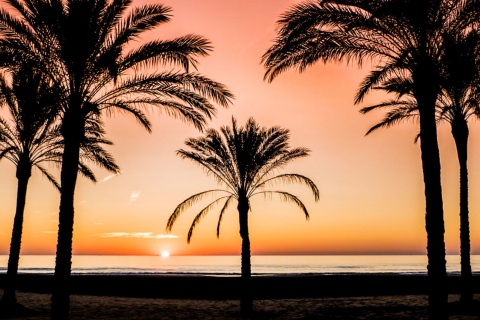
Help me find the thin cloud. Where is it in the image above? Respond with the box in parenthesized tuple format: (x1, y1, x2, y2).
(101, 232, 131, 238)
(158, 234, 179, 239)
(99, 172, 122, 183)
(129, 190, 141, 203)
(100, 232, 178, 239)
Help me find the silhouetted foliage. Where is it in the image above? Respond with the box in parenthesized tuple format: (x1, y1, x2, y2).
(0, 63, 119, 309)
(167, 117, 319, 315)
(0, 0, 233, 318)
(262, 1, 479, 317)
(360, 29, 480, 304)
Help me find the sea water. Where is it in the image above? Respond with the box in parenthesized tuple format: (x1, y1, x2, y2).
(0, 255, 478, 276)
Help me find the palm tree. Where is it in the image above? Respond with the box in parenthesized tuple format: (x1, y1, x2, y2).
(360, 30, 480, 304)
(0, 1, 233, 318)
(0, 64, 120, 310)
(166, 117, 319, 315)
(262, 1, 478, 317)
(438, 32, 480, 305)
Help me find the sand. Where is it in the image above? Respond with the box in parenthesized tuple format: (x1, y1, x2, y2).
(1, 293, 478, 319)
(0, 275, 479, 319)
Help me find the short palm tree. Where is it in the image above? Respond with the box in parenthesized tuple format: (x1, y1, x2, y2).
(0, 1, 233, 318)
(360, 30, 480, 304)
(262, 1, 478, 316)
(166, 117, 319, 315)
(0, 65, 120, 310)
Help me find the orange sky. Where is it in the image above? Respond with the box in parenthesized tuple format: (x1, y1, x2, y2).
(0, 0, 479, 256)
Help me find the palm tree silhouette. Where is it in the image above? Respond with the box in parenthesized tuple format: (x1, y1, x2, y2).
(167, 117, 319, 315)
(0, 1, 233, 318)
(0, 64, 120, 310)
(360, 30, 480, 304)
(262, 1, 478, 316)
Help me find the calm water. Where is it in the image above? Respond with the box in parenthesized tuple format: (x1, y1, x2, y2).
(0, 255, 479, 276)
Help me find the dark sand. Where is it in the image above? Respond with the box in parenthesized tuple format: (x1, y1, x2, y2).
(0, 274, 479, 319)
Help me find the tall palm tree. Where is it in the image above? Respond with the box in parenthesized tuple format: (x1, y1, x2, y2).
(438, 32, 480, 305)
(0, 64, 120, 309)
(262, 1, 478, 317)
(0, 1, 233, 318)
(360, 30, 480, 304)
(166, 117, 319, 315)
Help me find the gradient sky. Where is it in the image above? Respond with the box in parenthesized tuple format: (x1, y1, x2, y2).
(0, 0, 479, 256)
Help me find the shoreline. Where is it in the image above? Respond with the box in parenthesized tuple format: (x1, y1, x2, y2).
(2, 274, 479, 299)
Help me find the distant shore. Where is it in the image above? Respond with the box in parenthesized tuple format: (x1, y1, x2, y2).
(3, 273, 479, 299)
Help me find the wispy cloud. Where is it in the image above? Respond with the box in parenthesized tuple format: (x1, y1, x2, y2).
(129, 190, 141, 203)
(100, 232, 178, 239)
(99, 172, 122, 183)
(157, 234, 179, 239)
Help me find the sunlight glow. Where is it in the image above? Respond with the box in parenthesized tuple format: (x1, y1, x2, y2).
(161, 250, 170, 258)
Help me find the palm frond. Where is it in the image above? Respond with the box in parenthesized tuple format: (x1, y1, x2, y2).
(363, 102, 420, 136)
(0, 7, 41, 51)
(78, 162, 97, 183)
(80, 143, 120, 174)
(217, 196, 234, 238)
(252, 147, 310, 188)
(94, 72, 233, 131)
(100, 101, 152, 133)
(120, 35, 212, 72)
(95, 0, 131, 52)
(187, 196, 230, 243)
(166, 189, 231, 231)
(145, 72, 233, 108)
(0, 145, 17, 162)
(251, 190, 310, 221)
(35, 164, 60, 191)
(359, 99, 417, 114)
(254, 173, 319, 201)
(177, 146, 238, 192)
(354, 60, 408, 104)
(108, 3, 172, 56)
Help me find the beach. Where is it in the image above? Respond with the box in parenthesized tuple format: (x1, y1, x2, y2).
(4, 292, 480, 319)
(1, 292, 433, 319)
(1, 274, 479, 319)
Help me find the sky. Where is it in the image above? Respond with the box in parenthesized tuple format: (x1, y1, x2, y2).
(0, 0, 480, 256)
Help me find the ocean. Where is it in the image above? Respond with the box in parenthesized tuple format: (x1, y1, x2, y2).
(0, 255, 478, 276)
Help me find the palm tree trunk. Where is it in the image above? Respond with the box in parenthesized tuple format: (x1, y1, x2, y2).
(415, 72, 448, 319)
(1, 161, 31, 307)
(51, 110, 82, 320)
(451, 117, 472, 303)
(238, 197, 252, 316)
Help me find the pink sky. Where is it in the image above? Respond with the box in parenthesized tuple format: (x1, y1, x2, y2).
(0, 0, 479, 256)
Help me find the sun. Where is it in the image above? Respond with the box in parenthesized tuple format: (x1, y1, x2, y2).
(161, 250, 170, 258)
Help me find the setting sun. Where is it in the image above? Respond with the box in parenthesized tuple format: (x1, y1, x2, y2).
(161, 250, 170, 258)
